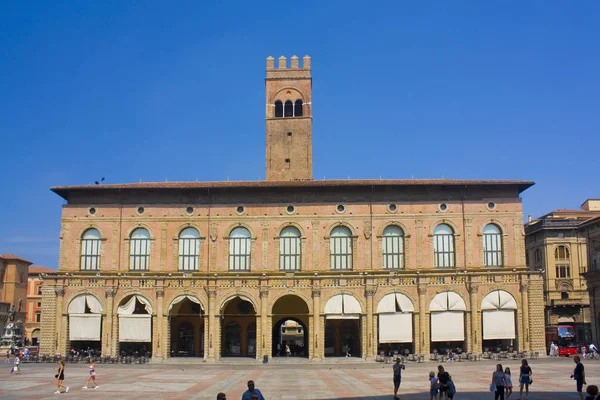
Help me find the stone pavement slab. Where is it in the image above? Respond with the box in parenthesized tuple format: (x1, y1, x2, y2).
(0, 358, 598, 399)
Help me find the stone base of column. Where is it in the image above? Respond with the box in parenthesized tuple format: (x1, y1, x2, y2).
(365, 355, 377, 361)
(150, 355, 164, 362)
(310, 356, 322, 362)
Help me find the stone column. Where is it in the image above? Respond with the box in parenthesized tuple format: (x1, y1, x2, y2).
(203, 315, 209, 360)
(418, 286, 429, 355)
(469, 284, 481, 354)
(104, 288, 116, 356)
(365, 287, 376, 360)
(521, 283, 530, 351)
(206, 288, 217, 361)
(259, 287, 269, 360)
(312, 287, 322, 360)
(155, 289, 165, 360)
(55, 288, 65, 356)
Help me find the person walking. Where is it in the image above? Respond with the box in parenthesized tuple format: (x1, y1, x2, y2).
(437, 365, 452, 400)
(82, 358, 99, 389)
(491, 363, 507, 400)
(518, 359, 532, 400)
(10, 353, 21, 374)
(570, 356, 586, 400)
(549, 342, 556, 357)
(241, 380, 264, 400)
(5, 350, 9, 363)
(392, 357, 406, 399)
(504, 367, 513, 399)
(54, 360, 69, 394)
(285, 344, 291, 358)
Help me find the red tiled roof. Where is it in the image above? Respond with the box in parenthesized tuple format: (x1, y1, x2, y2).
(52, 179, 535, 200)
(0, 254, 32, 264)
(29, 266, 56, 274)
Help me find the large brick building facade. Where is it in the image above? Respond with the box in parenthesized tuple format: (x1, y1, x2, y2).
(39, 56, 546, 360)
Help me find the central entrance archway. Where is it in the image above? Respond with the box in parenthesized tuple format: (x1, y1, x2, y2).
(271, 295, 310, 358)
(324, 294, 362, 357)
(169, 295, 204, 357)
(221, 296, 257, 357)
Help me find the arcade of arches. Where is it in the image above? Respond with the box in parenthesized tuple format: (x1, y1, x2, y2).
(55, 283, 542, 361)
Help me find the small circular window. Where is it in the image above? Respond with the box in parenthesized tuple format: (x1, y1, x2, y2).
(336, 204, 346, 213)
(439, 203, 448, 212)
(137, 207, 145, 214)
(388, 204, 397, 213)
(287, 132, 292, 137)
(89, 207, 96, 215)
(487, 202, 496, 210)
(186, 207, 194, 215)
(236, 206, 245, 215)
(286, 205, 295, 214)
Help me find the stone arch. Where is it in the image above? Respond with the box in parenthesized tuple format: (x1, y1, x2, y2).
(269, 290, 312, 314)
(428, 290, 468, 312)
(477, 219, 508, 235)
(165, 291, 207, 313)
(124, 223, 155, 239)
(429, 220, 461, 236)
(271, 86, 306, 103)
(78, 225, 104, 239)
(322, 292, 364, 314)
(114, 291, 155, 315)
(66, 291, 104, 313)
(376, 221, 409, 238)
(275, 221, 306, 238)
(225, 222, 255, 238)
(373, 288, 417, 310)
(174, 222, 203, 238)
(219, 290, 259, 313)
(326, 221, 357, 236)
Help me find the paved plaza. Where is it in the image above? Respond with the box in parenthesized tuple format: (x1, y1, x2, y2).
(0, 357, 598, 399)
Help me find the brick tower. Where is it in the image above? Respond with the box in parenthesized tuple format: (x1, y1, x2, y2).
(265, 55, 313, 181)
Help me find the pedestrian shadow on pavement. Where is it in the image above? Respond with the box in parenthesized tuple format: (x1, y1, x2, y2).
(323, 390, 579, 399)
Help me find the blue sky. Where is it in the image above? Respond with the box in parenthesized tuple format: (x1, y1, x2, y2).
(1, 1, 599, 268)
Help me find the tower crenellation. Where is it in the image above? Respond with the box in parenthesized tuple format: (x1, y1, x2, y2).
(265, 55, 313, 181)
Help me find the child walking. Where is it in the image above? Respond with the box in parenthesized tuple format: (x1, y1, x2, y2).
(505, 367, 513, 399)
(429, 371, 439, 400)
(82, 359, 99, 389)
(10, 354, 21, 374)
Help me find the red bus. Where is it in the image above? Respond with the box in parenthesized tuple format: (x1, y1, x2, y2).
(557, 325, 578, 356)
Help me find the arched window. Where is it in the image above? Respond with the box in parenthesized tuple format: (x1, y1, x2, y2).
(555, 245, 571, 278)
(534, 248, 543, 264)
(80, 228, 101, 271)
(279, 226, 301, 271)
(284, 100, 293, 117)
(330, 226, 352, 270)
(274, 100, 283, 118)
(229, 227, 251, 271)
(483, 224, 503, 267)
(129, 228, 150, 270)
(179, 227, 200, 271)
(434, 224, 455, 268)
(294, 99, 303, 116)
(382, 225, 404, 269)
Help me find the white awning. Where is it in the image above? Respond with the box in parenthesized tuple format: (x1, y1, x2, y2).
(377, 293, 414, 313)
(431, 311, 464, 342)
(379, 313, 413, 343)
(119, 315, 152, 342)
(169, 295, 204, 312)
(481, 290, 517, 310)
(558, 316, 575, 323)
(69, 314, 101, 341)
(118, 295, 153, 315)
(68, 295, 103, 314)
(325, 294, 362, 319)
(429, 291, 466, 312)
(483, 310, 516, 339)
